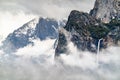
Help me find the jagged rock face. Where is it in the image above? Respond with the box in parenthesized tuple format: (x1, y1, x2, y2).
(90, 0, 120, 23)
(2, 17, 66, 53)
(55, 10, 106, 56)
(55, 28, 68, 56)
(55, 10, 120, 57)
(35, 18, 65, 40)
(2, 18, 39, 53)
(65, 10, 98, 32)
(106, 19, 120, 45)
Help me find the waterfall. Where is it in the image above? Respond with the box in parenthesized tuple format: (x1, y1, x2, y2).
(96, 38, 103, 65)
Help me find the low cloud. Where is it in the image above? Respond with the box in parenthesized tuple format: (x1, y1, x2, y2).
(0, 40, 120, 80)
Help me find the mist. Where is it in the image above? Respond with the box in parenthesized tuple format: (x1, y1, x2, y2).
(0, 39, 120, 80)
(0, 0, 120, 80)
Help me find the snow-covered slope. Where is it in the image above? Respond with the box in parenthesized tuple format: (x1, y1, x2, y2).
(1, 17, 66, 53)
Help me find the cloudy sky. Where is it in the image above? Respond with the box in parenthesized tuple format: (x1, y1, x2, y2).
(0, 0, 95, 40)
(0, 0, 95, 19)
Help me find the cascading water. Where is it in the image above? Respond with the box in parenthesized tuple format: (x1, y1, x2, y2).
(96, 38, 103, 65)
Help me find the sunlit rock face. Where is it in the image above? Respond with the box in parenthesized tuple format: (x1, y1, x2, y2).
(90, 0, 120, 23)
(1, 17, 66, 53)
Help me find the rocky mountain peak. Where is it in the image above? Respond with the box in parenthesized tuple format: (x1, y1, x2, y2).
(1, 17, 66, 53)
(65, 10, 98, 32)
(90, 0, 120, 23)
(55, 10, 103, 56)
(55, 8, 120, 56)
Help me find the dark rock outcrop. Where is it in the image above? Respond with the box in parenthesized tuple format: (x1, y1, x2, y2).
(55, 10, 120, 57)
(55, 10, 106, 56)
(105, 19, 120, 45)
(55, 0, 120, 57)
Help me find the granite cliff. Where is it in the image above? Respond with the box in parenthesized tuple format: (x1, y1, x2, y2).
(55, 0, 120, 56)
(90, 0, 120, 23)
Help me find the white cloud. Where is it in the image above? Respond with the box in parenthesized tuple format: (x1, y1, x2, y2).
(15, 39, 55, 57)
(0, 0, 95, 19)
(0, 42, 120, 80)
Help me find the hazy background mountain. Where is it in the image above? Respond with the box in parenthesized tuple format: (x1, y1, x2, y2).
(1, 17, 66, 53)
(0, 0, 95, 42)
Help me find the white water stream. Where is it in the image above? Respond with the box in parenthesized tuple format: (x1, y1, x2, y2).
(97, 38, 103, 65)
